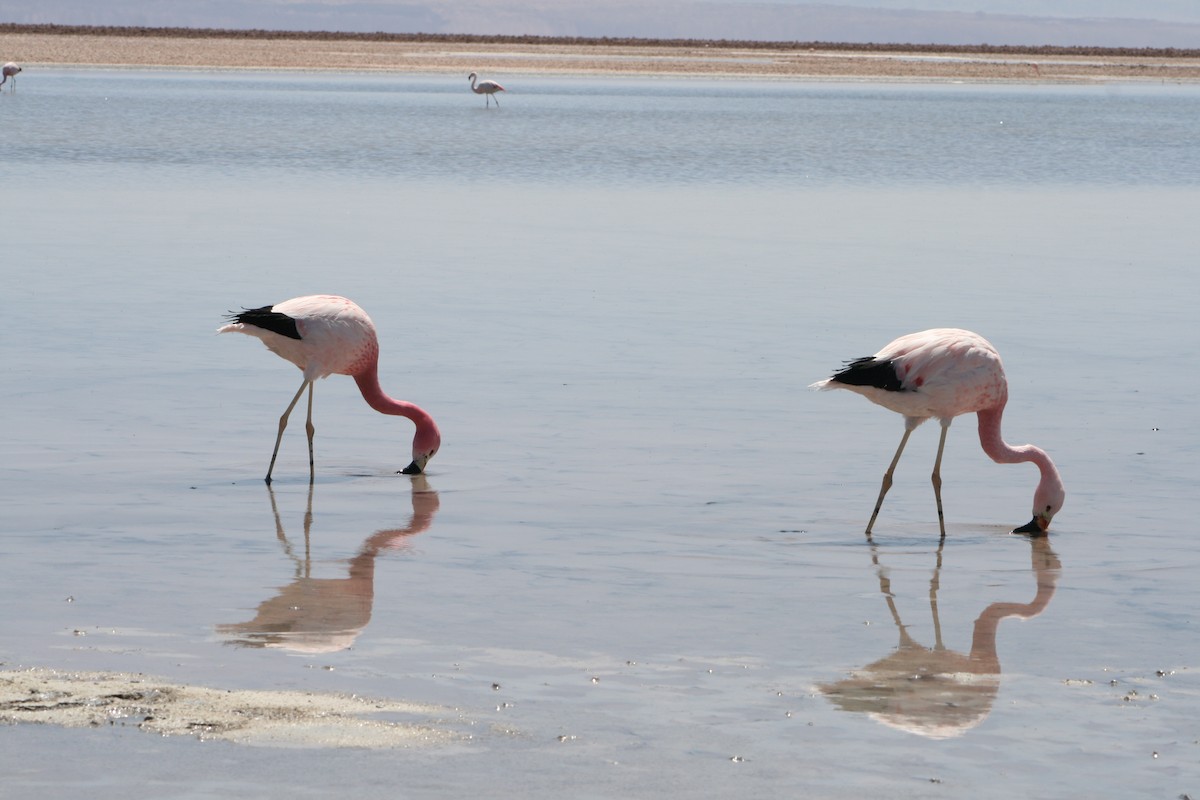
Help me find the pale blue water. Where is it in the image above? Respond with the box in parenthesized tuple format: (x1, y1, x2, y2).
(2, 70, 1199, 797)
(8, 71, 1200, 186)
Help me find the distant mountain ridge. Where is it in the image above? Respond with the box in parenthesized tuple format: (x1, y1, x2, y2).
(1, 1, 1197, 48)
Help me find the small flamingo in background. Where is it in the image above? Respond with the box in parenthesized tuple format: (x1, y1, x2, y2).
(219, 295, 441, 484)
(1, 62, 20, 91)
(813, 328, 1064, 537)
(468, 72, 505, 107)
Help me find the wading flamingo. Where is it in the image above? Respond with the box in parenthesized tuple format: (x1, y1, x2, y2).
(812, 328, 1064, 537)
(219, 295, 441, 483)
(468, 72, 504, 107)
(0, 62, 20, 91)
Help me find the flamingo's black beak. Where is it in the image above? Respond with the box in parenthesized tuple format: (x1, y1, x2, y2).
(1012, 516, 1049, 536)
(400, 452, 432, 475)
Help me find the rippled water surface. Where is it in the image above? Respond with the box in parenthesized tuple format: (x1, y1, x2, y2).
(2, 70, 1198, 798)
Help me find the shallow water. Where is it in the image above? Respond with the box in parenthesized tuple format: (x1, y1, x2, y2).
(2, 71, 1198, 797)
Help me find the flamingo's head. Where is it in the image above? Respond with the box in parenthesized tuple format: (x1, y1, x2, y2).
(401, 419, 441, 475)
(1013, 475, 1065, 536)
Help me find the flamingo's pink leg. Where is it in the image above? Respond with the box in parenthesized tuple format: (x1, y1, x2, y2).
(867, 426, 914, 536)
(931, 421, 951, 539)
(305, 382, 316, 484)
(267, 378, 311, 485)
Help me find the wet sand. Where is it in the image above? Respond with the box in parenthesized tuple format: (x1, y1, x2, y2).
(3, 29, 1200, 82)
(0, 668, 459, 748)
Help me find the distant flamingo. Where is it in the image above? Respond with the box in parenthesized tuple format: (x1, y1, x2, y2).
(219, 295, 441, 483)
(0, 62, 20, 91)
(468, 72, 504, 107)
(813, 328, 1064, 536)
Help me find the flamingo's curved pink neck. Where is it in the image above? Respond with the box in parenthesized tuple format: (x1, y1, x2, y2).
(352, 364, 435, 428)
(976, 406, 1058, 479)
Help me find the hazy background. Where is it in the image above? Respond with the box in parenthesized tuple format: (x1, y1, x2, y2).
(2, 0, 1199, 47)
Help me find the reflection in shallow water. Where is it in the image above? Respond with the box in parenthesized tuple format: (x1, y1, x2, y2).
(217, 477, 439, 653)
(819, 536, 1060, 739)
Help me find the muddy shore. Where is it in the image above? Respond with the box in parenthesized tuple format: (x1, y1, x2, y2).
(3, 27, 1200, 82)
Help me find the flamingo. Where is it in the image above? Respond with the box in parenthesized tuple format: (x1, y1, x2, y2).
(219, 295, 440, 483)
(812, 328, 1064, 537)
(468, 72, 504, 107)
(0, 62, 20, 91)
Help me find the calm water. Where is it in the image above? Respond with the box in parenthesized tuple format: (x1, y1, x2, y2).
(7, 71, 1200, 186)
(3, 70, 1199, 797)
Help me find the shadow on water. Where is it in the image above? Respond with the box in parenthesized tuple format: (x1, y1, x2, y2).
(819, 534, 1061, 739)
(216, 476, 439, 653)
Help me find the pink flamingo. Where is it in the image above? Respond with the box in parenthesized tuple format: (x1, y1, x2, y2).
(0, 62, 20, 91)
(219, 295, 441, 484)
(813, 328, 1064, 537)
(468, 72, 504, 107)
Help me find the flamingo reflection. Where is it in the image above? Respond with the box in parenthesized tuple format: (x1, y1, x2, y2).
(819, 536, 1060, 738)
(217, 476, 439, 653)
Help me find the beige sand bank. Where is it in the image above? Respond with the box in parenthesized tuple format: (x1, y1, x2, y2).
(3, 30, 1200, 82)
(0, 667, 465, 748)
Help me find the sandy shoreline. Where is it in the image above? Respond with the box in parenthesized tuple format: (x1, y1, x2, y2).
(1, 668, 462, 748)
(4, 31, 1200, 82)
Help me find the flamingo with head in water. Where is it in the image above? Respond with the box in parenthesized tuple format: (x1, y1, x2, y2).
(812, 328, 1064, 537)
(1, 62, 20, 91)
(219, 295, 441, 483)
(468, 72, 504, 107)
